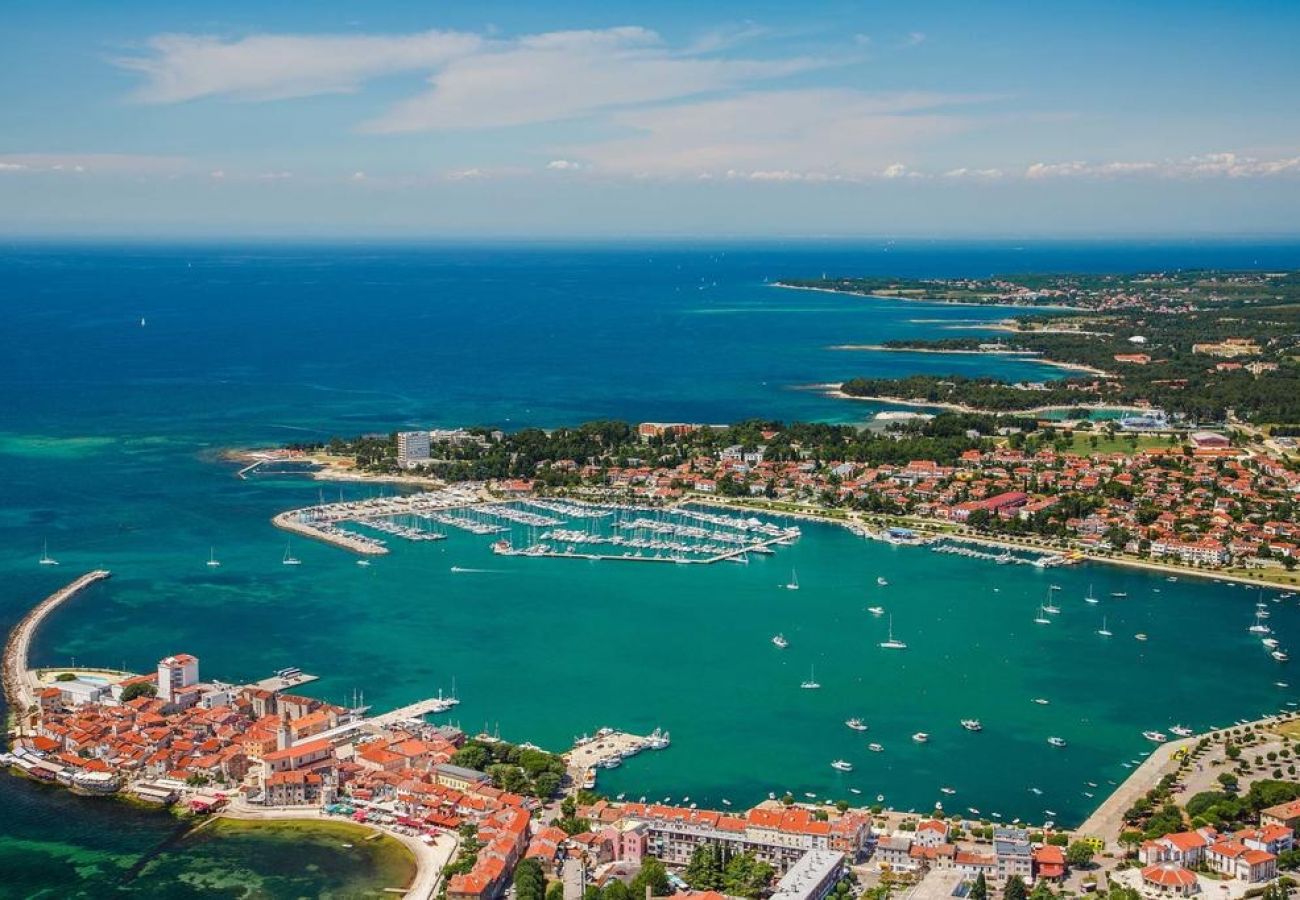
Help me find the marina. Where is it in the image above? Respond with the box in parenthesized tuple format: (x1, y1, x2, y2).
(276, 493, 800, 565)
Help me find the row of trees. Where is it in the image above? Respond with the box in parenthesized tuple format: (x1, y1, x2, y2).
(682, 844, 774, 898)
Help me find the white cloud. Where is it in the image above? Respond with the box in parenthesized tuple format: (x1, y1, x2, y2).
(904, 32, 927, 47)
(0, 153, 189, 175)
(350, 170, 366, 180)
(117, 30, 484, 103)
(256, 170, 293, 180)
(1024, 153, 1300, 180)
(546, 159, 581, 171)
(942, 167, 1004, 179)
(558, 89, 980, 178)
(446, 168, 487, 180)
(361, 27, 829, 133)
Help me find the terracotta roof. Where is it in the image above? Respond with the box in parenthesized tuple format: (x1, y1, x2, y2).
(1142, 864, 1197, 888)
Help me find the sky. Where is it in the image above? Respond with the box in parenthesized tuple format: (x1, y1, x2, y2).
(1, 0, 1299, 238)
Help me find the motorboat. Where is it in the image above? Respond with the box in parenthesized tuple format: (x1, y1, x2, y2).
(1169, 725, 1193, 737)
(1273, 650, 1290, 662)
(1135, 633, 1148, 641)
(867, 606, 885, 616)
(1032, 698, 1050, 705)
(831, 760, 853, 772)
(772, 634, 789, 649)
(1143, 730, 1168, 743)
(868, 743, 884, 752)
(845, 718, 868, 732)
(877, 576, 889, 586)
(912, 732, 930, 743)
(961, 719, 983, 732)
(1047, 737, 1067, 748)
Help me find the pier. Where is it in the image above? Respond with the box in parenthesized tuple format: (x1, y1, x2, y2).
(564, 728, 670, 787)
(3, 570, 112, 727)
(296, 695, 460, 747)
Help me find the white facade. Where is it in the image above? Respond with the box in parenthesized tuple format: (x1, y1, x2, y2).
(157, 654, 199, 703)
(397, 431, 431, 466)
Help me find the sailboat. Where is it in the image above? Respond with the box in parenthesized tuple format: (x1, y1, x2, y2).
(800, 666, 821, 689)
(1084, 584, 1099, 604)
(1033, 603, 1051, 625)
(1042, 587, 1061, 615)
(206, 547, 221, 568)
(879, 616, 907, 649)
(785, 569, 799, 591)
(39, 540, 59, 566)
(282, 541, 302, 566)
(1097, 617, 1112, 637)
(1249, 611, 1271, 635)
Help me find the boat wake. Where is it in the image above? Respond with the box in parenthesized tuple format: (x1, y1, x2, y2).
(450, 566, 504, 574)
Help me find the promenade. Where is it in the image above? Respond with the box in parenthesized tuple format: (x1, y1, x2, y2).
(3, 569, 111, 726)
(221, 800, 458, 899)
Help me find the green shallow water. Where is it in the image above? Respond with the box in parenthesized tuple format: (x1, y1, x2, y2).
(0, 779, 412, 899)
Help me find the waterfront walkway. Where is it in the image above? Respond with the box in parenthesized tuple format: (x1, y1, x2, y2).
(221, 801, 457, 899)
(1075, 734, 1193, 847)
(3, 570, 111, 725)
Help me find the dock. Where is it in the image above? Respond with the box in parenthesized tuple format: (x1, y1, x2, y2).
(3, 570, 112, 728)
(251, 671, 320, 693)
(295, 695, 460, 747)
(564, 728, 670, 787)
(493, 527, 795, 565)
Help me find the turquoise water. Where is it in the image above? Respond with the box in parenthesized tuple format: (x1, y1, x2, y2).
(4, 241, 1300, 894)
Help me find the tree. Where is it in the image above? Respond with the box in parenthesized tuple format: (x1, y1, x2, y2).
(452, 744, 490, 771)
(1118, 831, 1143, 857)
(1003, 875, 1027, 900)
(514, 859, 546, 900)
(604, 881, 631, 900)
(630, 857, 670, 898)
(121, 681, 157, 702)
(685, 845, 723, 891)
(1028, 881, 1054, 900)
(534, 772, 562, 798)
(547, 882, 565, 900)
(969, 872, 988, 900)
(1066, 841, 1094, 868)
(722, 852, 774, 899)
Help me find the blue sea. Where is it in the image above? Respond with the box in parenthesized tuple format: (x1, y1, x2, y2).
(3, 239, 1300, 897)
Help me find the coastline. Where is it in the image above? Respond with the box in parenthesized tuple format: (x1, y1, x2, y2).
(689, 493, 1297, 590)
(3, 570, 111, 730)
(771, 281, 1077, 312)
(216, 803, 455, 900)
(224, 448, 444, 489)
(817, 384, 1138, 417)
(829, 344, 1111, 376)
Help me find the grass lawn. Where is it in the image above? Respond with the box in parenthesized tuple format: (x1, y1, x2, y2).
(1271, 720, 1300, 741)
(1064, 432, 1176, 455)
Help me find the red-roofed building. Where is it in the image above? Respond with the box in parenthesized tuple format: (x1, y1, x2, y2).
(1032, 845, 1065, 882)
(1140, 863, 1199, 895)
